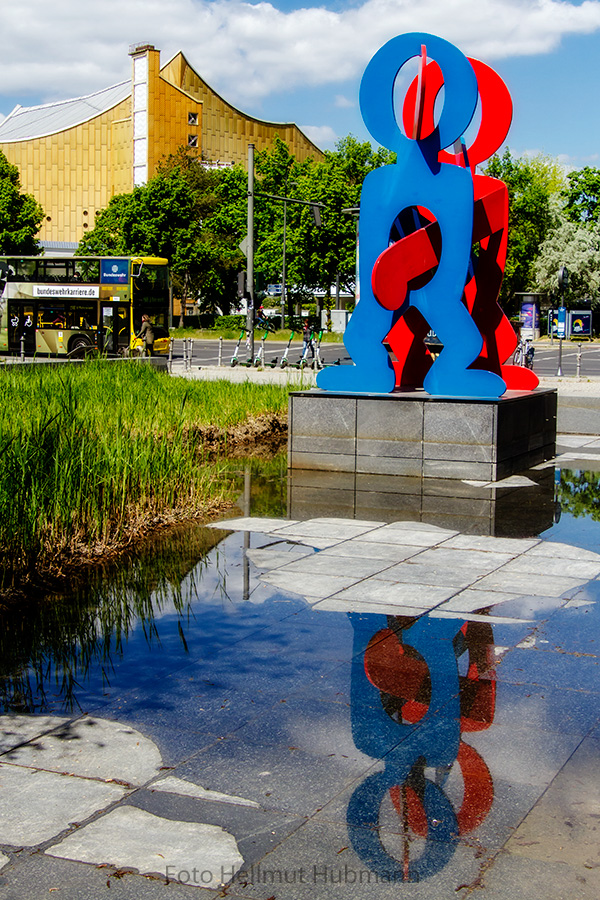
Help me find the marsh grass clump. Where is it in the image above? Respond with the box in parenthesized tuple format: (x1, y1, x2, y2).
(0, 360, 289, 594)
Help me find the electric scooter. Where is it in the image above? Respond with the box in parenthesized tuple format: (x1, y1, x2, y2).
(230, 329, 246, 366)
(313, 330, 325, 370)
(279, 331, 295, 368)
(293, 329, 315, 369)
(252, 329, 272, 367)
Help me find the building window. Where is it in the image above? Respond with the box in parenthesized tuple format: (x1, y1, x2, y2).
(188, 112, 198, 125)
(188, 135, 198, 148)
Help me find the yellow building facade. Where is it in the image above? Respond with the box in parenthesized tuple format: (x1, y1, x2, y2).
(0, 43, 322, 248)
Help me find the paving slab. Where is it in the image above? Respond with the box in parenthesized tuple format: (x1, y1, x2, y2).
(0, 714, 71, 753)
(173, 738, 376, 818)
(373, 560, 475, 588)
(150, 776, 260, 807)
(436, 588, 530, 613)
(245, 546, 315, 570)
(471, 570, 587, 598)
(327, 579, 458, 609)
(209, 517, 300, 533)
(441, 534, 540, 554)
(130, 788, 306, 874)
(46, 806, 244, 888)
(261, 570, 364, 600)
(319, 539, 423, 561)
(504, 734, 600, 868)
(1, 715, 162, 785)
(0, 852, 215, 899)
(0, 763, 127, 845)
(217, 819, 485, 900)
(492, 681, 600, 737)
(500, 552, 600, 579)
(272, 552, 395, 579)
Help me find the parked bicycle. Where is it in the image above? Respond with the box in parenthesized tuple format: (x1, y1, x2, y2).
(513, 338, 535, 369)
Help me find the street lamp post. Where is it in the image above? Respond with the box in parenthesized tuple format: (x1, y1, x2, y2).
(281, 180, 297, 328)
(246, 144, 255, 363)
(259, 189, 324, 328)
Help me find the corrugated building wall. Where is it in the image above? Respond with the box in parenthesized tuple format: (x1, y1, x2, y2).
(0, 44, 322, 247)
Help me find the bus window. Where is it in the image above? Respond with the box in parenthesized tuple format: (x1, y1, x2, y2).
(67, 302, 97, 330)
(38, 306, 67, 328)
(132, 263, 169, 303)
(12, 259, 37, 281)
(74, 259, 100, 283)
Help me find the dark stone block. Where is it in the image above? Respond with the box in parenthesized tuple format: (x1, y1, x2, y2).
(288, 389, 557, 482)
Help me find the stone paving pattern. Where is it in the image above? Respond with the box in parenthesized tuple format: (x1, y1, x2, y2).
(1, 434, 600, 897)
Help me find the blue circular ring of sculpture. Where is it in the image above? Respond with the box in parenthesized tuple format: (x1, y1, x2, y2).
(359, 32, 478, 152)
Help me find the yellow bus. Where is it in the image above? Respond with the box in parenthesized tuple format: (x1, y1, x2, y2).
(0, 256, 170, 356)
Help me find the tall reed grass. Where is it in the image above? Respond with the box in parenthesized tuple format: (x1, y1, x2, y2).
(0, 360, 289, 590)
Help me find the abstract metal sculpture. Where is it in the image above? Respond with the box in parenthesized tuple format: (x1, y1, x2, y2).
(317, 33, 539, 397)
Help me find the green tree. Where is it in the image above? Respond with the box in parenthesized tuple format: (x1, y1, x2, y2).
(252, 136, 395, 320)
(0, 151, 44, 254)
(558, 470, 600, 521)
(483, 150, 564, 312)
(563, 167, 600, 225)
(78, 153, 246, 317)
(533, 218, 600, 307)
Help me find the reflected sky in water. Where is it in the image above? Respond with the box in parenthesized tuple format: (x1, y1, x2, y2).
(1, 458, 600, 885)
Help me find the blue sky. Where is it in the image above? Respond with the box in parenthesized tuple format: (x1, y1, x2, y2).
(1, 0, 600, 167)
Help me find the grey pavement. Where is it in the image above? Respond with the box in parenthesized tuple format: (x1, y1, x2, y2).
(2, 499, 600, 897)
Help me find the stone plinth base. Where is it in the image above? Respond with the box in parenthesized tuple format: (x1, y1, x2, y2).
(288, 389, 557, 482)
(287, 468, 555, 537)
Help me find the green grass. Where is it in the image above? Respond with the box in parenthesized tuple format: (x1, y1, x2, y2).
(0, 361, 290, 591)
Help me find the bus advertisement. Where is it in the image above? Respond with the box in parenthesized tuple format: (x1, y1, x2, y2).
(0, 256, 170, 356)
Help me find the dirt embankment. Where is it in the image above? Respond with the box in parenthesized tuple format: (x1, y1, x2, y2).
(185, 411, 288, 458)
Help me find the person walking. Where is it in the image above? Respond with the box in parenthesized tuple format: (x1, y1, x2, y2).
(302, 320, 315, 360)
(137, 314, 155, 357)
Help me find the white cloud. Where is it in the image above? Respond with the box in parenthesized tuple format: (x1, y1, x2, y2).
(335, 95, 355, 109)
(1, 0, 600, 109)
(300, 124, 338, 147)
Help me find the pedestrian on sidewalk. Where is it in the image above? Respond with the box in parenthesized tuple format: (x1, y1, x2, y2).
(302, 320, 315, 360)
(137, 315, 155, 357)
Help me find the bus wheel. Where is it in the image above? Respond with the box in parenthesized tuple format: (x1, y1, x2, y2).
(67, 335, 94, 357)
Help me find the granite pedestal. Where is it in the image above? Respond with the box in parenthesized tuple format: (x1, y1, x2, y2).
(288, 388, 557, 483)
(287, 467, 556, 536)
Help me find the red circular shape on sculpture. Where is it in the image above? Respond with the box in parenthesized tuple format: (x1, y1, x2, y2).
(403, 57, 512, 167)
(388, 742, 494, 837)
(364, 628, 430, 722)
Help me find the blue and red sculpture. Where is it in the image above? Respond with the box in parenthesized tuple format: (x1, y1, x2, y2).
(316, 33, 539, 398)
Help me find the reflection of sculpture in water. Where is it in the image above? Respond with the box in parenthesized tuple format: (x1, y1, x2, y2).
(347, 613, 495, 881)
(317, 32, 538, 398)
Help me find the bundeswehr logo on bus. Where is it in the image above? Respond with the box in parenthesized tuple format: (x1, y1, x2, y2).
(100, 259, 129, 284)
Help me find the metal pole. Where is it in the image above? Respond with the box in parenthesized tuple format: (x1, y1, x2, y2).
(168, 338, 173, 374)
(557, 338, 563, 377)
(243, 465, 251, 603)
(189, 338, 194, 370)
(282, 197, 287, 329)
(20, 335, 25, 361)
(218, 336, 223, 367)
(577, 342, 582, 379)
(247, 144, 255, 365)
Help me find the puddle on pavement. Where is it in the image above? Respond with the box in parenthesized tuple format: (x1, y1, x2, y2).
(1, 456, 600, 887)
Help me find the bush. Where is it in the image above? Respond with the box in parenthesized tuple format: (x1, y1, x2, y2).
(214, 315, 246, 331)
